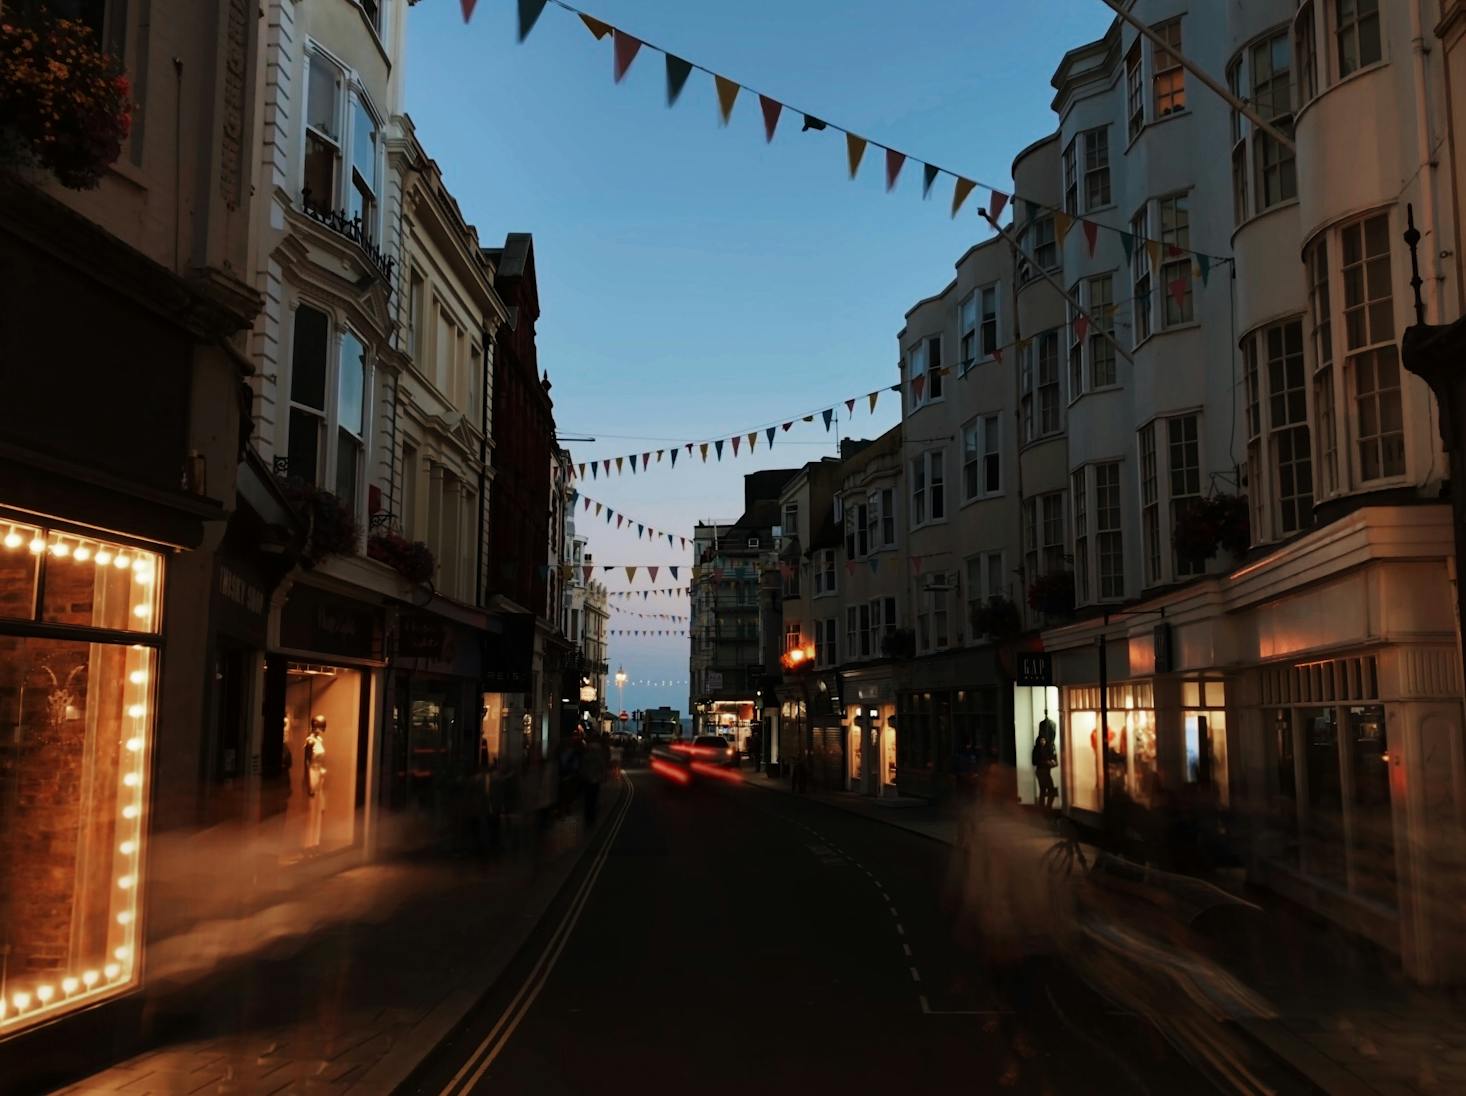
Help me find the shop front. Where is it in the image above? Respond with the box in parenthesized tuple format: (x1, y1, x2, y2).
(843, 672, 897, 796)
(893, 648, 1004, 801)
(482, 612, 535, 770)
(0, 515, 165, 1038)
(268, 581, 383, 864)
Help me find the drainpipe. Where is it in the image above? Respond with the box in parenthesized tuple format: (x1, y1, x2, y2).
(1410, 0, 1448, 323)
(477, 325, 490, 608)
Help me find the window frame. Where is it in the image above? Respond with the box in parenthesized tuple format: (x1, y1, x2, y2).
(1152, 18, 1187, 120)
(285, 300, 372, 523)
(1334, 0, 1382, 81)
(961, 414, 1003, 503)
(1131, 205, 1153, 345)
(1094, 461, 1125, 600)
(1158, 192, 1194, 327)
(1126, 38, 1145, 142)
(1337, 212, 1404, 484)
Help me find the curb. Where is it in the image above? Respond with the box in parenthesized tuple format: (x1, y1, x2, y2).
(356, 776, 631, 1095)
(736, 772, 957, 846)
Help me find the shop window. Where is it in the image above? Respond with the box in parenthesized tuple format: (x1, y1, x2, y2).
(0, 521, 162, 1036)
(283, 662, 364, 859)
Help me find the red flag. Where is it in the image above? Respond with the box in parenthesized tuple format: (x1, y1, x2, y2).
(582, 565, 594, 583)
(613, 31, 643, 83)
(1168, 275, 1189, 311)
(759, 95, 782, 142)
(642, 451, 651, 469)
(994, 347, 1003, 364)
(1083, 220, 1099, 257)
(461, 0, 477, 22)
(912, 374, 926, 401)
(987, 189, 1008, 222)
(845, 560, 858, 576)
(910, 555, 924, 574)
(583, 496, 591, 511)
(1075, 313, 1090, 343)
(580, 13, 613, 39)
(1167, 243, 1184, 258)
(885, 148, 906, 192)
(617, 515, 624, 528)
(732, 435, 741, 456)
(648, 566, 660, 581)
(845, 398, 856, 414)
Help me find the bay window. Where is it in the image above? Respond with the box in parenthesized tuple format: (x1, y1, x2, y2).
(1264, 320, 1314, 533)
(959, 292, 978, 368)
(979, 284, 999, 358)
(1335, 0, 1381, 79)
(301, 49, 383, 243)
(349, 98, 379, 239)
(285, 303, 371, 520)
(911, 450, 945, 525)
(1039, 331, 1061, 435)
(961, 415, 1001, 502)
(926, 335, 944, 400)
(1139, 424, 1161, 585)
(1095, 462, 1124, 598)
(1168, 415, 1203, 576)
(1083, 127, 1111, 209)
(304, 55, 341, 210)
(1340, 214, 1403, 481)
(1131, 206, 1152, 344)
(1126, 38, 1144, 141)
(1296, 2, 1318, 103)
(1159, 194, 1193, 326)
(1153, 19, 1186, 118)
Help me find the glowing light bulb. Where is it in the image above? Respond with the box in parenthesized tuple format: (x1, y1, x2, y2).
(3, 531, 21, 549)
(132, 604, 150, 619)
(73, 545, 91, 562)
(35, 985, 54, 1004)
(104, 963, 120, 979)
(113, 554, 130, 569)
(127, 704, 144, 718)
(132, 559, 154, 579)
(118, 875, 135, 889)
(122, 805, 139, 819)
(129, 671, 146, 684)
(119, 840, 136, 855)
(82, 971, 99, 988)
(94, 550, 113, 566)
(113, 946, 131, 961)
(61, 977, 78, 994)
(11, 992, 31, 1011)
(125, 738, 142, 753)
(28, 537, 45, 554)
(122, 772, 140, 787)
(49, 542, 70, 558)
(116, 910, 133, 925)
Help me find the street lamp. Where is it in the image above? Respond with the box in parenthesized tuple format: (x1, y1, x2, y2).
(615, 665, 627, 717)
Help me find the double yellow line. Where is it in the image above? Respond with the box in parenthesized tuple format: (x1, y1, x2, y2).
(437, 774, 636, 1095)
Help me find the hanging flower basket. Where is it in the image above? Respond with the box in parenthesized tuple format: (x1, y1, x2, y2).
(1172, 494, 1251, 566)
(971, 595, 1021, 639)
(1027, 571, 1075, 617)
(368, 531, 436, 585)
(280, 480, 360, 564)
(0, 12, 131, 190)
(881, 627, 915, 660)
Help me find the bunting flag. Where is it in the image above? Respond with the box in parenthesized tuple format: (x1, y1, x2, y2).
(643, 452, 651, 470)
(636, 523, 644, 537)
(846, 134, 867, 179)
(715, 439, 725, 460)
(580, 12, 612, 38)
(845, 398, 856, 415)
(595, 502, 603, 516)
(656, 449, 664, 462)
(615, 456, 624, 474)
(987, 189, 1008, 222)
(518, 0, 547, 41)
(1120, 231, 1135, 264)
(714, 75, 739, 124)
(583, 496, 591, 511)
(1195, 254, 1212, 286)
(922, 163, 939, 198)
(1168, 275, 1189, 312)
(801, 114, 827, 131)
(952, 177, 976, 218)
(668, 533, 674, 547)
(670, 566, 680, 578)
(700, 442, 709, 461)
(670, 448, 679, 467)
(869, 390, 879, 413)
(1075, 313, 1090, 343)
(747, 431, 757, 451)
(782, 422, 793, 431)
(1055, 210, 1074, 247)
(583, 565, 594, 583)
(616, 515, 624, 528)
(909, 556, 924, 574)
(591, 463, 598, 480)
(822, 408, 834, 431)
(1083, 219, 1099, 257)
(666, 54, 693, 106)
(731, 435, 741, 456)
(765, 426, 776, 447)
(461, 0, 478, 23)
(759, 95, 782, 142)
(685, 442, 694, 453)
(613, 30, 642, 82)
(912, 374, 926, 401)
(578, 463, 586, 478)
(602, 459, 610, 476)
(629, 456, 637, 475)
(885, 149, 905, 192)
(625, 566, 637, 582)
(868, 557, 880, 574)
(845, 560, 858, 576)
(648, 566, 660, 581)
(1146, 239, 1163, 271)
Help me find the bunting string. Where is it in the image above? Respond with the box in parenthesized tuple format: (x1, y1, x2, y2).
(487, 0, 1235, 264)
(571, 490, 693, 549)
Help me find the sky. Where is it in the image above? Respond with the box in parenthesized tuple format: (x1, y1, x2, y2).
(407, 0, 1115, 712)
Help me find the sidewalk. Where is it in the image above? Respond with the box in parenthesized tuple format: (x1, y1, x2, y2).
(47, 788, 623, 1096)
(742, 768, 1466, 1096)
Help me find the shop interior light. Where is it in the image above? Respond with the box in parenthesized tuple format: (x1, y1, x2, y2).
(2, 529, 20, 549)
(122, 772, 140, 787)
(126, 704, 144, 718)
(117, 875, 135, 889)
(35, 985, 54, 1004)
(119, 840, 136, 855)
(116, 911, 133, 925)
(132, 604, 150, 619)
(103, 964, 120, 980)
(28, 537, 45, 554)
(122, 805, 139, 819)
(81, 971, 99, 988)
(113, 946, 130, 961)
(11, 992, 31, 1011)
(129, 670, 146, 684)
(73, 545, 91, 561)
(49, 541, 70, 558)
(125, 737, 142, 752)
(113, 554, 130, 569)
(61, 978, 78, 995)
(94, 549, 113, 566)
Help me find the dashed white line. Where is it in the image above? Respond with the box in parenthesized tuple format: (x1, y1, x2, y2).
(888, 906, 899, 917)
(909, 967, 922, 983)
(902, 943, 912, 957)
(879, 891, 890, 902)
(895, 923, 905, 936)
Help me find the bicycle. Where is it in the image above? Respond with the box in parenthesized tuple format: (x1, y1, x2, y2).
(1041, 813, 1092, 880)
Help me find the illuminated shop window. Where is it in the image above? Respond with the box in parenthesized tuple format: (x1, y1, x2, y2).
(0, 520, 162, 1034)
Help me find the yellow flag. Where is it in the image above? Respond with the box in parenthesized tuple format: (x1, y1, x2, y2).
(1055, 210, 1074, 247)
(715, 76, 740, 125)
(1146, 239, 1163, 271)
(700, 442, 709, 462)
(615, 456, 624, 474)
(846, 134, 867, 179)
(951, 177, 976, 218)
(747, 431, 758, 451)
(626, 566, 638, 583)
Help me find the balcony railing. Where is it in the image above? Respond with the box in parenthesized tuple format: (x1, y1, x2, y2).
(300, 189, 396, 289)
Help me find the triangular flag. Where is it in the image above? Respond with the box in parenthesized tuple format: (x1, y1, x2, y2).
(578, 463, 586, 479)
(1168, 275, 1189, 311)
(845, 560, 858, 576)
(637, 523, 644, 537)
(952, 177, 976, 217)
(803, 415, 814, 423)
(626, 567, 637, 583)
(987, 189, 1009, 222)
(910, 555, 924, 574)
(583, 565, 594, 583)
(731, 435, 741, 456)
(616, 515, 623, 528)
(846, 134, 867, 179)
(612, 30, 642, 81)
(846, 398, 856, 415)
(801, 114, 827, 131)
(869, 391, 879, 413)
(747, 431, 758, 451)
(1167, 243, 1184, 258)
(583, 496, 591, 511)
(685, 442, 694, 453)
(1075, 313, 1090, 343)
(595, 502, 603, 516)
(601, 459, 610, 476)
(1055, 210, 1074, 247)
(615, 456, 624, 474)
(657, 450, 664, 463)
(766, 426, 776, 447)
(580, 13, 613, 39)
(461, 0, 478, 23)
(715, 439, 724, 460)
(671, 566, 679, 579)
(1083, 220, 1099, 257)
(922, 163, 939, 198)
(782, 422, 793, 432)
(885, 149, 906, 192)
(1120, 231, 1135, 264)
(665, 54, 693, 106)
(517, 0, 546, 41)
(629, 456, 637, 475)
(649, 566, 659, 581)
(912, 374, 926, 400)
(642, 452, 651, 470)
(868, 557, 880, 574)
(668, 534, 675, 547)
(1147, 239, 1163, 270)
(714, 76, 739, 125)
(759, 95, 782, 142)
(670, 448, 678, 467)
(700, 443, 709, 462)
(822, 408, 834, 431)
(1196, 254, 1212, 286)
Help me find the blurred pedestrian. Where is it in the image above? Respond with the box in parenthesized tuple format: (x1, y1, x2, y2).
(1032, 722, 1058, 812)
(580, 731, 608, 825)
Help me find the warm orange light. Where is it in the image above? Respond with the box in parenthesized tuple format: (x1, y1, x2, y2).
(651, 758, 691, 785)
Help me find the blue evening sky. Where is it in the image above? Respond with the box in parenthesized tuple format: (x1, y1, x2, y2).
(406, 0, 1114, 712)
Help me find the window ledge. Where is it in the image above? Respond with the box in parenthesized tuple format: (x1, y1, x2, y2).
(1068, 383, 1124, 408)
(1231, 197, 1301, 242)
(1019, 433, 1065, 454)
(960, 492, 1005, 510)
(1294, 61, 1390, 129)
(1125, 108, 1192, 154)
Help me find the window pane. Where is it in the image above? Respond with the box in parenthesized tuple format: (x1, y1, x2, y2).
(352, 100, 377, 194)
(288, 408, 322, 484)
(339, 331, 367, 436)
(291, 306, 329, 410)
(307, 57, 338, 138)
(0, 521, 42, 622)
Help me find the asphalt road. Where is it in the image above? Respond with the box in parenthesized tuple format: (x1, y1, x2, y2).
(400, 764, 1273, 1095)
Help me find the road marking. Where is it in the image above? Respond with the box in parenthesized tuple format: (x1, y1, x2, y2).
(895, 923, 904, 936)
(909, 967, 921, 983)
(902, 943, 912, 957)
(438, 775, 635, 1096)
(879, 891, 890, 902)
(888, 906, 899, 917)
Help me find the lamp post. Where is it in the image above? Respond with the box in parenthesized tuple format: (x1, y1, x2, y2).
(615, 665, 627, 720)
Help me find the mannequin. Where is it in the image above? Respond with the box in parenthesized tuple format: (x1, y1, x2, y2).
(303, 714, 327, 852)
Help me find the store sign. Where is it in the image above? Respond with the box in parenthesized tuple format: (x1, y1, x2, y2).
(398, 613, 447, 660)
(1015, 652, 1053, 686)
(280, 584, 379, 660)
(707, 671, 724, 690)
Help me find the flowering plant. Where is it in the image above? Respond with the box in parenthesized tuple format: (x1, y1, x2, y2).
(280, 480, 360, 564)
(1027, 572, 1075, 617)
(0, 11, 131, 189)
(1172, 494, 1251, 566)
(367, 532, 437, 585)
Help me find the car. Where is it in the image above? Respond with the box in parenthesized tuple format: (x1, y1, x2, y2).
(690, 734, 738, 767)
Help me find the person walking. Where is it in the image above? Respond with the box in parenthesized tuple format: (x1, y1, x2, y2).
(580, 731, 608, 826)
(1033, 721, 1059, 812)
